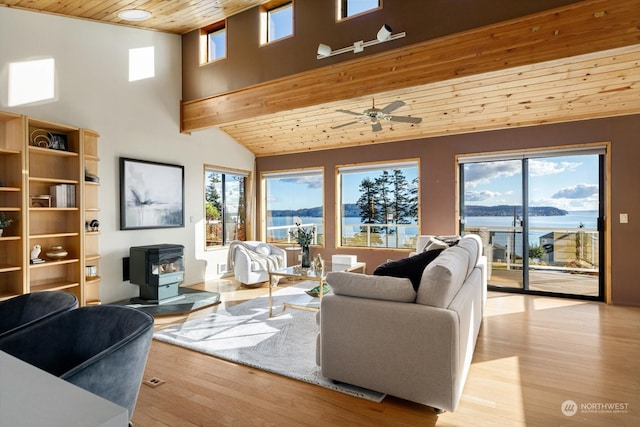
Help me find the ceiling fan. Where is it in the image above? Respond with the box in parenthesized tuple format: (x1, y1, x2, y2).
(331, 99, 422, 132)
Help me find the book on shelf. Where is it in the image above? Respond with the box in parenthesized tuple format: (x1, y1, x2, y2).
(49, 184, 76, 208)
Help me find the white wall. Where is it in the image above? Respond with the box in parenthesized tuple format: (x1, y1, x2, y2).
(0, 7, 255, 303)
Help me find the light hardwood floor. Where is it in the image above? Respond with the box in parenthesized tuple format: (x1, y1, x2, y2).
(132, 280, 640, 427)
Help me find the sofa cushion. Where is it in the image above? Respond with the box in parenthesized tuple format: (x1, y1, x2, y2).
(373, 248, 445, 291)
(326, 272, 416, 302)
(416, 246, 471, 308)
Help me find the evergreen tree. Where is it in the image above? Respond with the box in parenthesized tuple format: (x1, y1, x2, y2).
(356, 178, 377, 226)
(374, 171, 393, 233)
(391, 169, 414, 225)
(205, 172, 222, 220)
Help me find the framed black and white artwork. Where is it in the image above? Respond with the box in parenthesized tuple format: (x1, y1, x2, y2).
(120, 157, 185, 230)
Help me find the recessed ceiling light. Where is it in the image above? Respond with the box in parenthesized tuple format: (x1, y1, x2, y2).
(118, 9, 152, 21)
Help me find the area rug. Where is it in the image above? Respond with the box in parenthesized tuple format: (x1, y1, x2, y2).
(153, 282, 386, 402)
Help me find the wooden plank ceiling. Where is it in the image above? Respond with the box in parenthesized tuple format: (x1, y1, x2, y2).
(181, 0, 640, 157)
(0, 0, 269, 34)
(4, 0, 638, 157)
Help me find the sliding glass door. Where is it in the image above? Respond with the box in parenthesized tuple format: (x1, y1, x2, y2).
(459, 148, 604, 300)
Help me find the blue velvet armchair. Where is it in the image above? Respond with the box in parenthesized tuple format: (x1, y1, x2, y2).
(0, 291, 78, 339)
(0, 305, 154, 421)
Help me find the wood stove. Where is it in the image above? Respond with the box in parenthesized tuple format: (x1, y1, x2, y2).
(129, 244, 184, 303)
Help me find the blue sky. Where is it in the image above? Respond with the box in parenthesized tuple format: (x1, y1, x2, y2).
(267, 167, 418, 211)
(267, 154, 599, 213)
(464, 154, 599, 211)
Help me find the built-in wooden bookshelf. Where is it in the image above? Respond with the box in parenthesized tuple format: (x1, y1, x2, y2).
(0, 110, 100, 305)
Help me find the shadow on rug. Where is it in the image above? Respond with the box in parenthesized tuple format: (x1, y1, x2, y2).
(153, 282, 385, 402)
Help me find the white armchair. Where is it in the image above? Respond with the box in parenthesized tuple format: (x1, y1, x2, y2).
(228, 241, 286, 287)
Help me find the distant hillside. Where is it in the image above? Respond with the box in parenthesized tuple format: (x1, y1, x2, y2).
(269, 204, 358, 217)
(270, 204, 567, 217)
(464, 205, 568, 216)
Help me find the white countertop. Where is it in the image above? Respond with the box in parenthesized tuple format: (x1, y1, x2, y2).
(0, 351, 129, 427)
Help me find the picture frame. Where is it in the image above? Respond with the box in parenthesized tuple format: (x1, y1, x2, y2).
(119, 157, 185, 230)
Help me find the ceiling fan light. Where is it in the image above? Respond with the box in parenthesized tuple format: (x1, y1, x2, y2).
(118, 9, 152, 21)
(317, 43, 332, 57)
(377, 24, 392, 42)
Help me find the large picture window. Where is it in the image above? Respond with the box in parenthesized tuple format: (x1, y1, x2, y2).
(204, 166, 248, 249)
(338, 160, 418, 249)
(263, 168, 324, 245)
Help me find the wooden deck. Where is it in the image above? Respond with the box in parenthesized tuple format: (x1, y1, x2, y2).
(490, 268, 599, 296)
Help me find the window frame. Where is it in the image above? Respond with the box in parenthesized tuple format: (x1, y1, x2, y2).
(204, 164, 250, 250)
(261, 167, 325, 247)
(336, 159, 419, 250)
(199, 21, 227, 64)
(337, 0, 382, 21)
(260, 0, 294, 45)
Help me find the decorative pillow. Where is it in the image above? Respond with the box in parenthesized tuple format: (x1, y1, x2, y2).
(422, 237, 449, 253)
(326, 272, 416, 302)
(373, 248, 445, 291)
(254, 243, 271, 256)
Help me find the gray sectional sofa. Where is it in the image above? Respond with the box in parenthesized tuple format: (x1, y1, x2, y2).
(317, 234, 486, 412)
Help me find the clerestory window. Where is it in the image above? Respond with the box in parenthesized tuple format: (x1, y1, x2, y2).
(338, 0, 381, 20)
(200, 22, 226, 64)
(261, 1, 294, 44)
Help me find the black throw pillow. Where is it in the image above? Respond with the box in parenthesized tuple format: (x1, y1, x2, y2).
(373, 248, 445, 291)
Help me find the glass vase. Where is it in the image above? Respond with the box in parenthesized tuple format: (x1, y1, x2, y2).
(301, 245, 311, 268)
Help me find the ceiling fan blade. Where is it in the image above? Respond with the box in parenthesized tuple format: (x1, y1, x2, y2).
(388, 115, 422, 124)
(331, 120, 360, 129)
(335, 109, 363, 116)
(380, 100, 406, 114)
(371, 121, 383, 132)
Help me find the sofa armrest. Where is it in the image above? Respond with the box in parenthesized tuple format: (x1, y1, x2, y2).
(320, 294, 460, 411)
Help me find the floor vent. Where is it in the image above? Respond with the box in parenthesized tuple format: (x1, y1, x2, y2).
(143, 377, 166, 388)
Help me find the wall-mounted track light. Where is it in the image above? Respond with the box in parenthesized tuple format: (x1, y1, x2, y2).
(316, 24, 405, 59)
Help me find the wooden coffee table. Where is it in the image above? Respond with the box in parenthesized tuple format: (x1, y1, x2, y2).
(268, 262, 366, 317)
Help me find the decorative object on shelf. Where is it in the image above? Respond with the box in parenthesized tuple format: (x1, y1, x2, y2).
(85, 168, 100, 183)
(46, 245, 68, 260)
(30, 244, 44, 264)
(119, 157, 185, 230)
(288, 216, 315, 268)
(86, 265, 98, 279)
(89, 219, 100, 232)
(0, 178, 3, 186)
(30, 195, 51, 207)
(0, 213, 14, 236)
(49, 133, 68, 151)
(30, 129, 53, 148)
